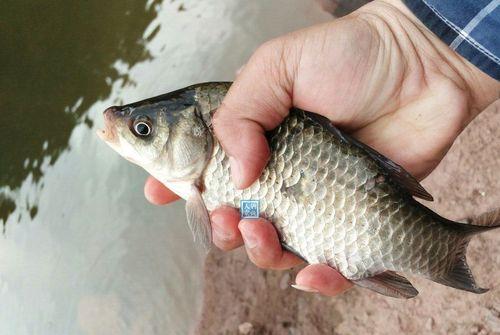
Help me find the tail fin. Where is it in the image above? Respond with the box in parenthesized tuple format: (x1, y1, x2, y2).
(434, 239, 488, 293)
(463, 209, 500, 230)
(433, 208, 500, 293)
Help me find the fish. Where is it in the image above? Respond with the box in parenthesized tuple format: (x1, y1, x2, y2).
(98, 82, 499, 299)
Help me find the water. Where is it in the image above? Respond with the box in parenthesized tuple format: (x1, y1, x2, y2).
(0, 1, 330, 333)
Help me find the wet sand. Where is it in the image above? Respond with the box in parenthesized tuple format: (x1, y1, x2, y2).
(196, 101, 500, 334)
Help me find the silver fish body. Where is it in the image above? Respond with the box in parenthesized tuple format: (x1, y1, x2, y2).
(99, 82, 499, 298)
(204, 110, 457, 281)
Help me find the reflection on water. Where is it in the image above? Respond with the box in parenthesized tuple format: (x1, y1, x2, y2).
(0, 0, 330, 333)
(0, 195, 15, 227)
(0, 0, 160, 222)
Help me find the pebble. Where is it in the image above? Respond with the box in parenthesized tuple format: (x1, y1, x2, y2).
(238, 322, 253, 334)
(280, 272, 291, 290)
(425, 317, 434, 330)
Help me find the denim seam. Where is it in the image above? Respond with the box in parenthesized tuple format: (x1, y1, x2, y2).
(421, 0, 500, 64)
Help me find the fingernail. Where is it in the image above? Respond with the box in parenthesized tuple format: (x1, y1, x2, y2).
(236, 64, 246, 76)
(229, 156, 244, 189)
(240, 222, 258, 249)
(213, 227, 234, 242)
(214, 230, 233, 243)
(291, 284, 319, 293)
(211, 213, 234, 242)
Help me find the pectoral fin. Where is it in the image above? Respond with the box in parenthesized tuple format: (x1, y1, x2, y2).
(185, 184, 212, 253)
(354, 271, 418, 299)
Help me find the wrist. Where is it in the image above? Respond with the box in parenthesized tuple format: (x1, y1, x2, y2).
(360, 0, 499, 117)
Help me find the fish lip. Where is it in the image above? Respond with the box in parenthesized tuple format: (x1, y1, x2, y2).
(96, 127, 117, 142)
(97, 106, 119, 143)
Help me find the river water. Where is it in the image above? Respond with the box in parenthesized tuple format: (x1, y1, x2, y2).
(0, 1, 330, 333)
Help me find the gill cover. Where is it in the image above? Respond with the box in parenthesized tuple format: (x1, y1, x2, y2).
(162, 105, 213, 181)
(162, 105, 214, 252)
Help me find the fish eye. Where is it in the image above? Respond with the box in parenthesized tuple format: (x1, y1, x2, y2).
(132, 119, 152, 137)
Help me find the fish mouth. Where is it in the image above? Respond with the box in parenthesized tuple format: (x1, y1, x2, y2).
(97, 106, 119, 143)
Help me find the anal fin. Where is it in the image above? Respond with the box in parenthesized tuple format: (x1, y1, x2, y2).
(354, 271, 418, 299)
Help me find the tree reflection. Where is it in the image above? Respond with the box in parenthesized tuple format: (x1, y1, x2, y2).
(0, 0, 162, 226)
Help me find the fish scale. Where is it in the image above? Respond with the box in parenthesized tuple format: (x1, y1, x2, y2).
(100, 82, 499, 298)
(202, 108, 457, 280)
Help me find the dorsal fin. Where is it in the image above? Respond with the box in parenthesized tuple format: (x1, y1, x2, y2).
(303, 110, 433, 201)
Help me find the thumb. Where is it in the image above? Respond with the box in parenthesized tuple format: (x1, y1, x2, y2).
(213, 39, 296, 189)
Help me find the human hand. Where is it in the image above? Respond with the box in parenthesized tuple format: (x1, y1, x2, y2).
(146, 0, 500, 296)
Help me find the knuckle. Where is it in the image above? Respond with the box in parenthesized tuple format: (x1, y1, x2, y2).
(218, 242, 238, 252)
(252, 38, 287, 75)
(211, 105, 234, 140)
(248, 250, 280, 269)
(253, 38, 281, 58)
(252, 258, 274, 269)
(214, 242, 228, 251)
(250, 38, 294, 106)
(211, 105, 225, 127)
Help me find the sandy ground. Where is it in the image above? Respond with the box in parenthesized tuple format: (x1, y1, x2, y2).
(195, 101, 500, 335)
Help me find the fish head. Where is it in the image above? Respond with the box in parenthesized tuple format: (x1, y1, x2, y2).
(98, 89, 213, 182)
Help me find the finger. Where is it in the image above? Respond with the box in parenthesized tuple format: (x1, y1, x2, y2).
(293, 264, 352, 296)
(144, 176, 180, 205)
(238, 218, 303, 270)
(210, 206, 243, 251)
(314, 0, 339, 14)
(214, 38, 297, 189)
